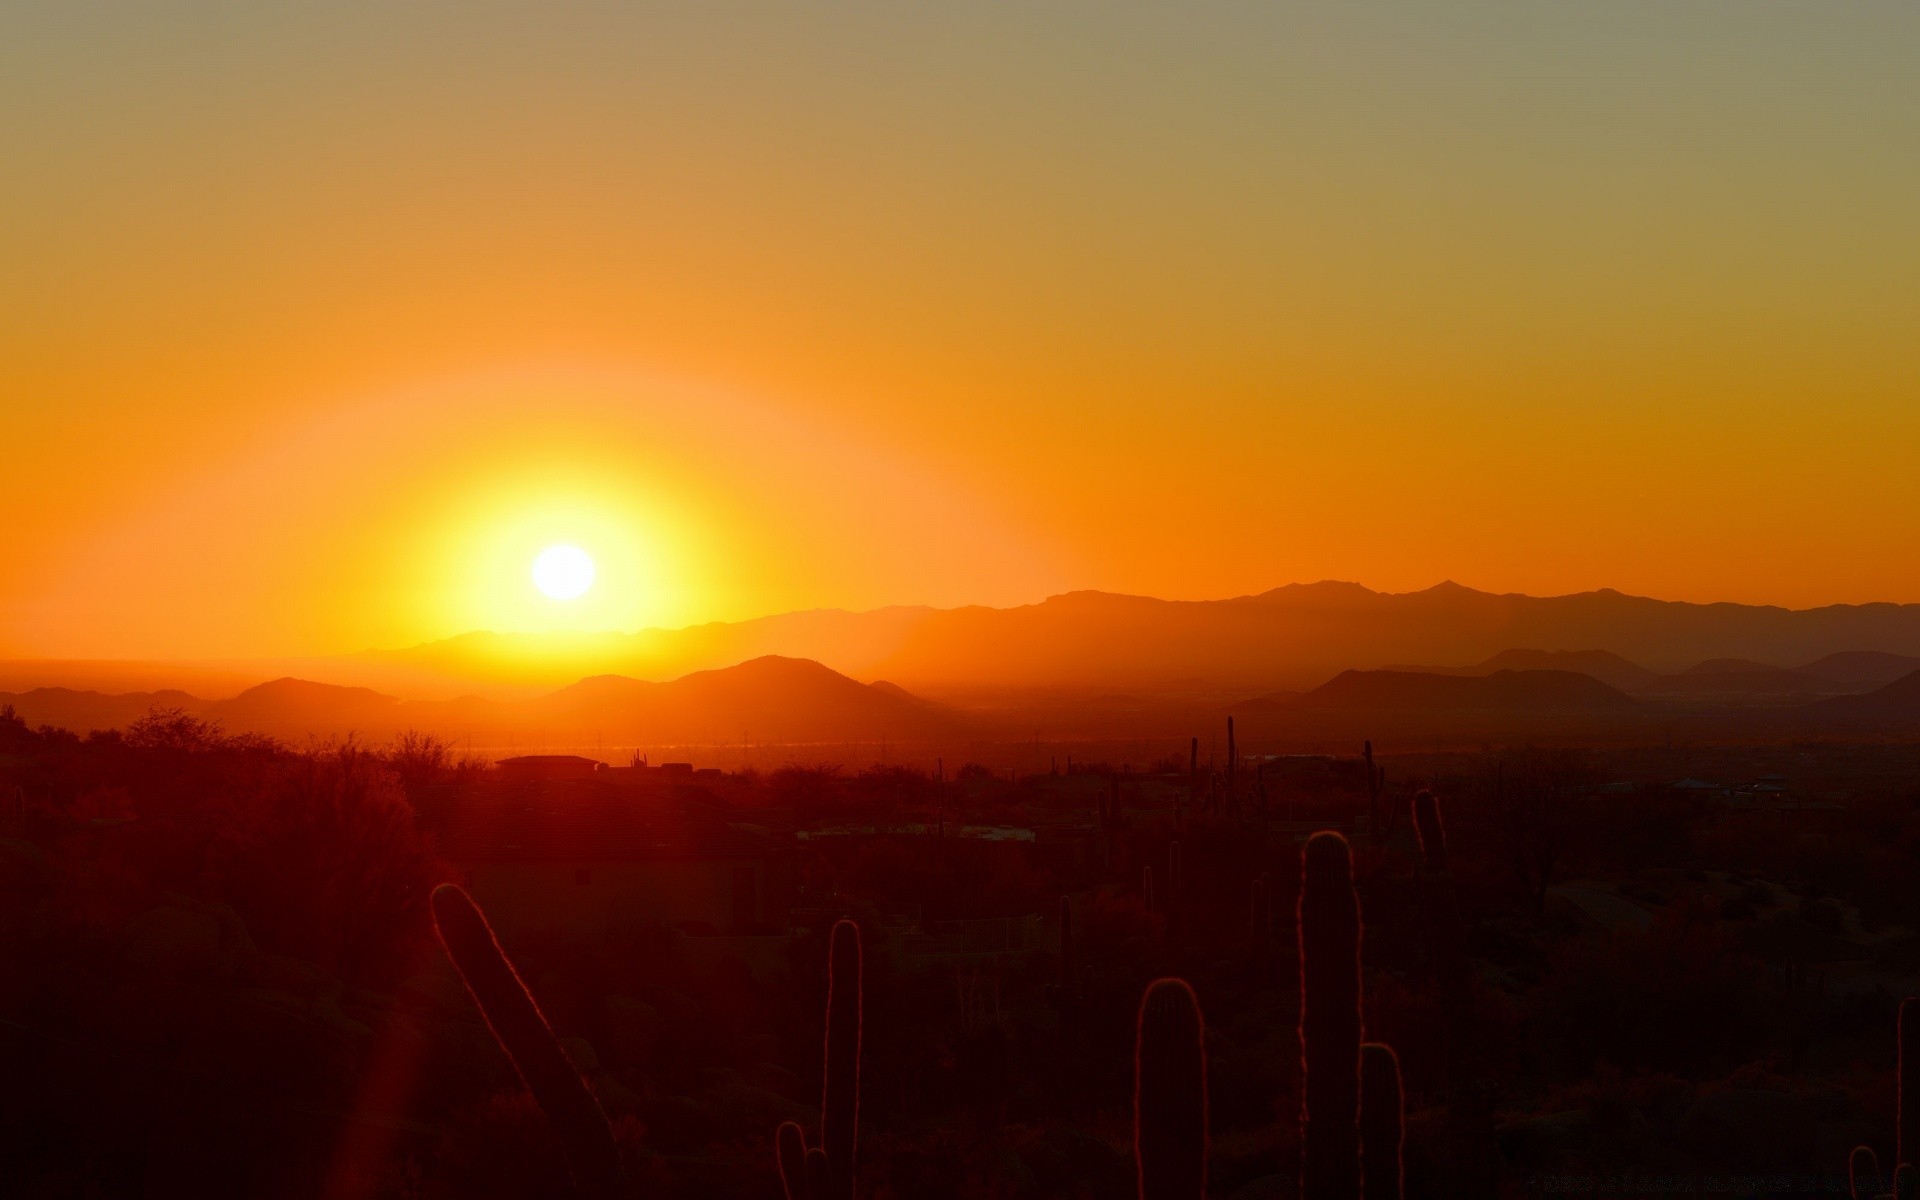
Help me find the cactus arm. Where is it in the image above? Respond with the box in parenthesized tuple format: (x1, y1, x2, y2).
(429, 884, 625, 1199)
(1852, 1146, 1884, 1200)
(1360, 1043, 1405, 1200)
(777, 1121, 809, 1200)
(804, 1146, 831, 1199)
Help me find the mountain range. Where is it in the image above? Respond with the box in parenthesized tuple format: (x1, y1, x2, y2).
(338, 581, 1920, 698)
(9, 651, 1920, 754)
(6, 582, 1920, 750)
(0, 657, 953, 748)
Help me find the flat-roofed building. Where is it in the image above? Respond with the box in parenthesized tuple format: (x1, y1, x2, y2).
(496, 754, 606, 782)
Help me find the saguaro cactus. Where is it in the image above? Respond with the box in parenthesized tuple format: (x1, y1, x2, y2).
(1413, 790, 1498, 1200)
(1060, 895, 1076, 988)
(1361, 1043, 1405, 1200)
(1412, 790, 1446, 872)
(430, 884, 625, 1200)
(1135, 978, 1208, 1200)
(1226, 717, 1236, 799)
(1053, 895, 1082, 1007)
(1362, 741, 1387, 842)
(1904, 998, 1920, 1172)
(1785, 957, 1826, 1073)
(1413, 791, 1469, 1037)
(778, 919, 864, 1200)
(1299, 831, 1362, 1200)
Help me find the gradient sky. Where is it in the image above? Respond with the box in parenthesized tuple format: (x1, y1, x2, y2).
(5, 2, 1918, 660)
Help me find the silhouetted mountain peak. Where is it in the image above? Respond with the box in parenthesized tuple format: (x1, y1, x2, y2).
(1673, 658, 1783, 677)
(1377, 648, 1658, 693)
(1293, 668, 1639, 713)
(231, 677, 399, 706)
(1796, 651, 1920, 688)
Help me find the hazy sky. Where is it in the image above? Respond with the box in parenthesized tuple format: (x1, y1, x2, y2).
(4, 2, 1918, 659)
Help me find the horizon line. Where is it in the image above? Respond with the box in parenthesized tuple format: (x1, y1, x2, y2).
(9, 577, 1920, 668)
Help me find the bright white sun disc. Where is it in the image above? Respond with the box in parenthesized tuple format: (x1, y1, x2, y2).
(532, 544, 595, 600)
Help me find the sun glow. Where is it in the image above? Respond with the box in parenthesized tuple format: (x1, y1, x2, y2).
(531, 544, 596, 600)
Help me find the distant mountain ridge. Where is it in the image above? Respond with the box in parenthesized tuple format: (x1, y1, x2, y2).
(1641, 660, 1840, 702)
(1810, 669, 1920, 720)
(361, 581, 1920, 695)
(0, 656, 957, 746)
(0, 687, 205, 733)
(1383, 649, 1659, 693)
(1796, 651, 1920, 689)
(9, 582, 1920, 702)
(1274, 669, 1642, 714)
(9, 583, 1920, 749)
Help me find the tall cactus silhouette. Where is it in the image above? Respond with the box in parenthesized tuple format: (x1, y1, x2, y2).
(1049, 895, 1085, 1009)
(1167, 841, 1185, 939)
(1412, 788, 1493, 1190)
(1854, 997, 1920, 1199)
(1413, 791, 1470, 1062)
(430, 884, 625, 1200)
(1059, 895, 1077, 992)
(1360, 1043, 1405, 1200)
(1299, 831, 1363, 1200)
(779, 920, 861, 1200)
(1135, 978, 1207, 1200)
(1226, 716, 1236, 801)
(1362, 741, 1374, 825)
(1905, 998, 1920, 1174)
(778, 919, 864, 1200)
(1362, 741, 1387, 842)
(1413, 791, 1469, 1015)
(1412, 790, 1446, 872)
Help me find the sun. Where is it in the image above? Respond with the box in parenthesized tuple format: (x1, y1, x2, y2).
(531, 544, 595, 600)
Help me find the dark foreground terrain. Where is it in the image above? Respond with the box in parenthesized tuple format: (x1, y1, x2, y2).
(5, 704, 1920, 1198)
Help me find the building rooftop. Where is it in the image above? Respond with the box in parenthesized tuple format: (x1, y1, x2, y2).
(496, 754, 607, 769)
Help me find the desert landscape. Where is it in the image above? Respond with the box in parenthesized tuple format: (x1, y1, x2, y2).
(6, 2, 1919, 1197)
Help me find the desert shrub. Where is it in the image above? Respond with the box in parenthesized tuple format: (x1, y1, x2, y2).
(203, 745, 446, 984)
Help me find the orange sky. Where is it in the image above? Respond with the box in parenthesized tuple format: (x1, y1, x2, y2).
(4, 3, 1919, 660)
